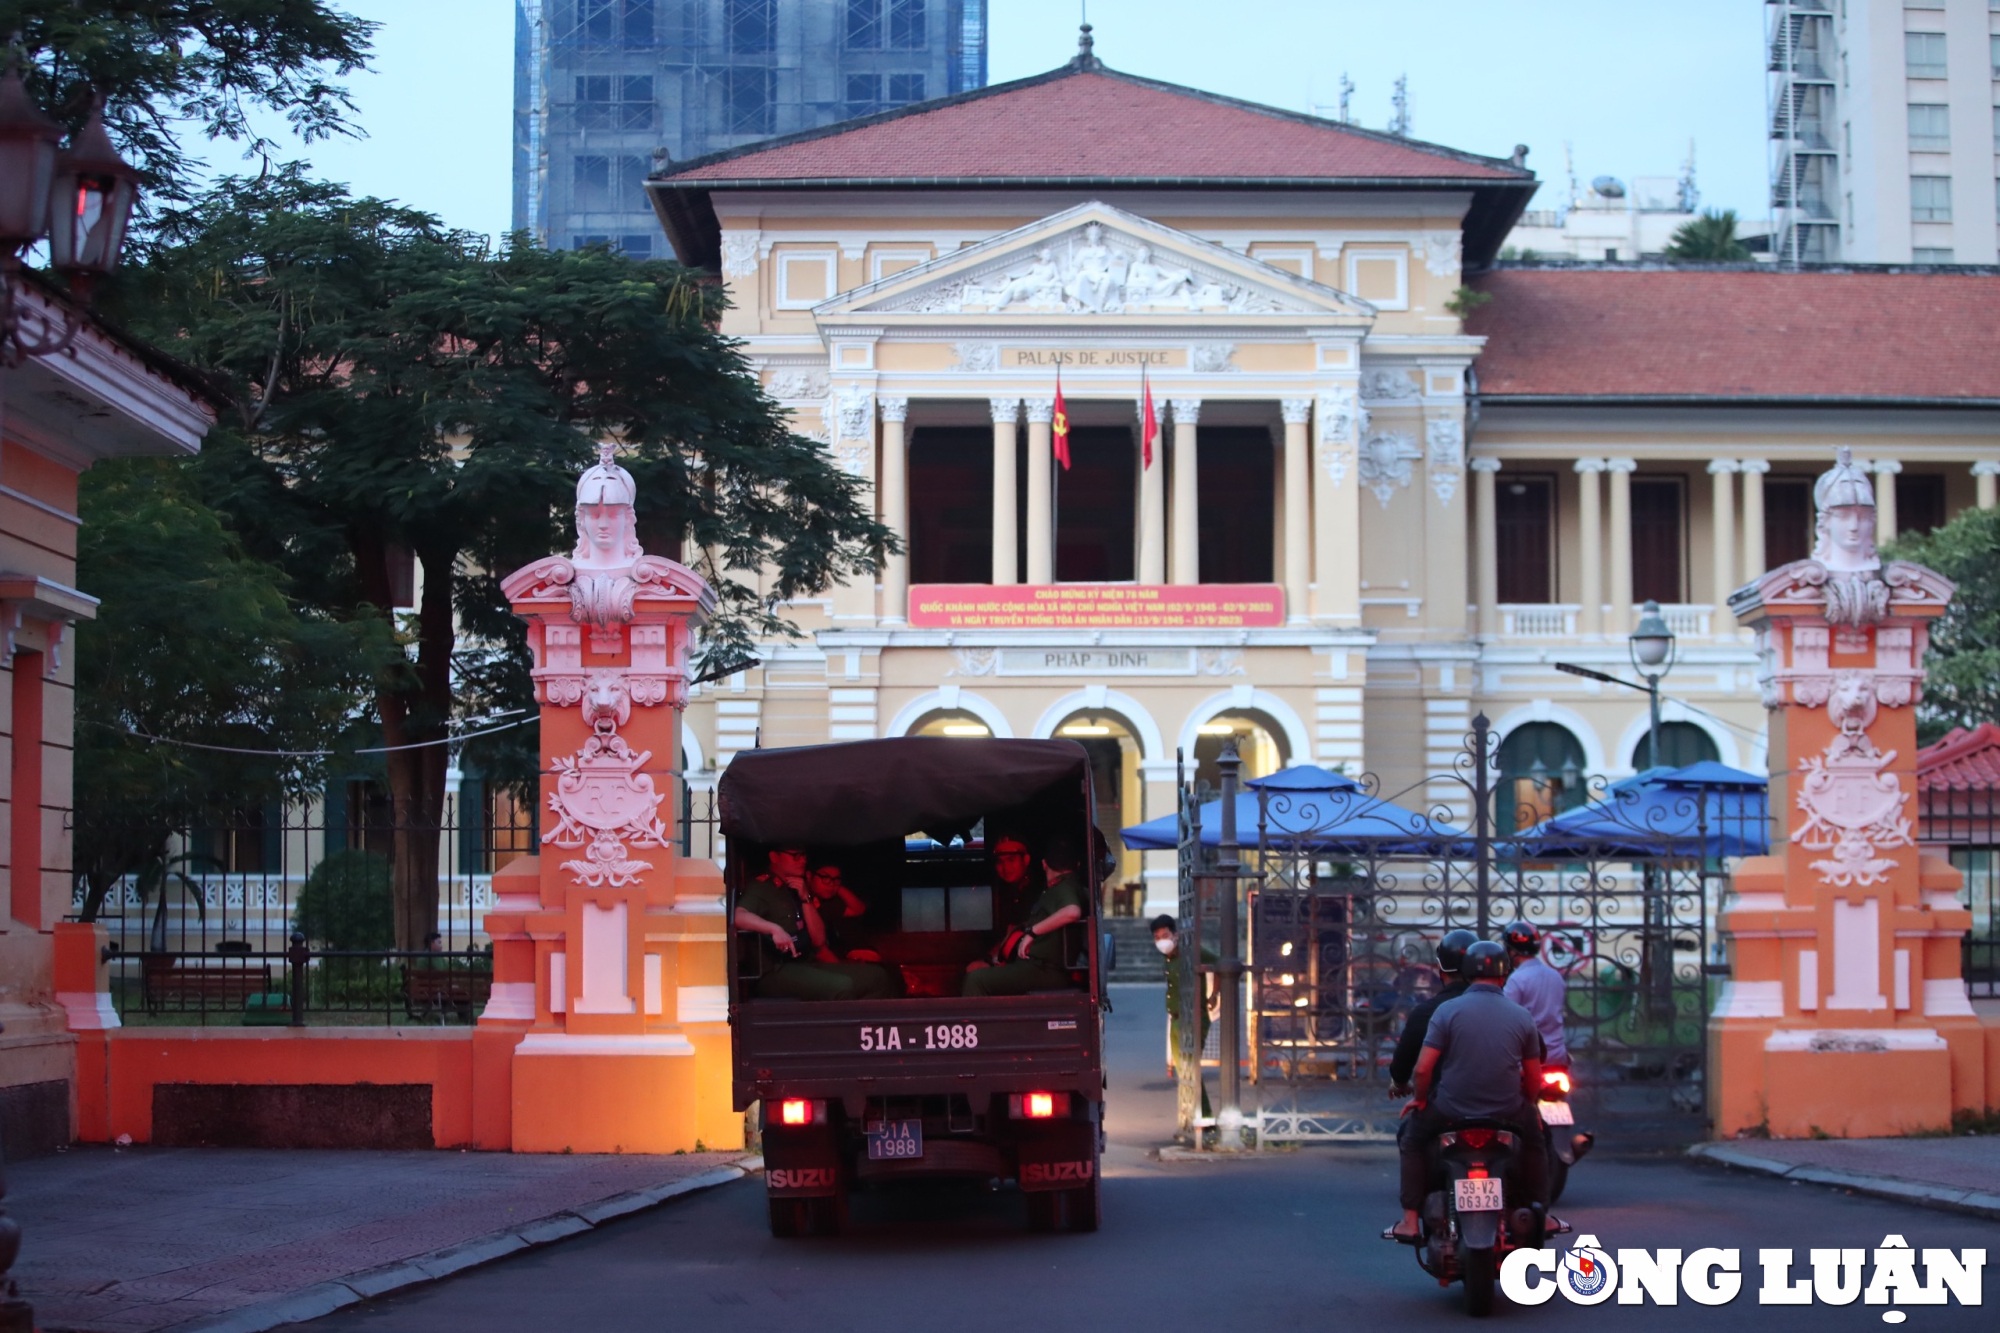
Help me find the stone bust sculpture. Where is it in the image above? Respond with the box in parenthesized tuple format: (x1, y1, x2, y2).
(1812, 446, 1878, 574)
(573, 441, 644, 571)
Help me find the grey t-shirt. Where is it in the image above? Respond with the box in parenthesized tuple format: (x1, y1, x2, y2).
(1422, 983, 1540, 1122)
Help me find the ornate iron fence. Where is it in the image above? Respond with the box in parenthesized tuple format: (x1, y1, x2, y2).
(1916, 782, 1999, 996)
(67, 787, 720, 1025)
(1175, 715, 1749, 1147)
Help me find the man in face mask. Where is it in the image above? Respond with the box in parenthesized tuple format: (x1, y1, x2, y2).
(1154, 914, 1217, 1085)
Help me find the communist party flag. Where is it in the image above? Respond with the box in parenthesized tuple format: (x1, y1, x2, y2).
(1052, 366, 1071, 470)
(1140, 364, 1157, 470)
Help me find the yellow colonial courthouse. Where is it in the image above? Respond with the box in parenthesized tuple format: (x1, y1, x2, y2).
(650, 39, 2000, 923)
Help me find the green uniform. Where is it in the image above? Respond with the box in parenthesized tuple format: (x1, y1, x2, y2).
(739, 875, 892, 1001)
(962, 871, 1089, 997)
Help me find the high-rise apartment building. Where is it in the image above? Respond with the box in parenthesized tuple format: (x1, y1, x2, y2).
(1768, 0, 2000, 264)
(513, 1, 988, 255)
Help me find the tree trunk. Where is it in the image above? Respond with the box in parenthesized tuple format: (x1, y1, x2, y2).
(361, 539, 459, 951)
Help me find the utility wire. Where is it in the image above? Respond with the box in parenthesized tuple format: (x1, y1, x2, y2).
(113, 710, 536, 759)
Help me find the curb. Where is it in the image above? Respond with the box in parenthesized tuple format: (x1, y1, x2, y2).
(162, 1159, 762, 1333)
(1687, 1142, 2000, 1222)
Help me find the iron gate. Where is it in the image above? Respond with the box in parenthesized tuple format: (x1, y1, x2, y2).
(1175, 715, 1745, 1146)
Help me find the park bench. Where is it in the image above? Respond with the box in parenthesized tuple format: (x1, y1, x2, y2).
(402, 966, 492, 1021)
(141, 954, 272, 1015)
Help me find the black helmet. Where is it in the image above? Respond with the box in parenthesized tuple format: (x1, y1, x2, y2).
(1435, 929, 1479, 975)
(1502, 920, 1540, 956)
(1463, 940, 1509, 980)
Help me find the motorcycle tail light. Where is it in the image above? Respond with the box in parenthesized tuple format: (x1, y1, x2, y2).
(1543, 1070, 1572, 1094)
(1467, 1166, 1489, 1179)
(1459, 1128, 1494, 1149)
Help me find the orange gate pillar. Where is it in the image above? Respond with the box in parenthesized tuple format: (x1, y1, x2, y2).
(486, 445, 736, 1153)
(1712, 448, 1983, 1138)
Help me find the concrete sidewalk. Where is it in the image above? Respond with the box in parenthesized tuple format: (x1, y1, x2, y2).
(1690, 1136, 2000, 1221)
(11, 1145, 756, 1333)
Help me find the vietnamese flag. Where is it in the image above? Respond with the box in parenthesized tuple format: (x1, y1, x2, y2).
(1053, 366, 1071, 470)
(1140, 364, 1157, 470)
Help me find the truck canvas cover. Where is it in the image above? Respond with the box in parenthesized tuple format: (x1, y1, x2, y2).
(718, 736, 1091, 848)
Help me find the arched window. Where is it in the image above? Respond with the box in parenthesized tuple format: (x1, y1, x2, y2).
(1631, 721, 1719, 772)
(1496, 722, 1587, 835)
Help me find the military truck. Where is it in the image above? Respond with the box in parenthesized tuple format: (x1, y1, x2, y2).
(720, 737, 1107, 1236)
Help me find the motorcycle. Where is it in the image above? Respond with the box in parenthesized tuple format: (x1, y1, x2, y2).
(1536, 1066, 1596, 1205)
(1409, 1123, 1546, 1317)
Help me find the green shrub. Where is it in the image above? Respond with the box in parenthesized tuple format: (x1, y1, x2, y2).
(295, 850, 394, 950)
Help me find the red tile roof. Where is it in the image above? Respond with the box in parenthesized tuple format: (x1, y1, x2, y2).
(1466, 267, 2000, 402)
(659, 69, 1523, 186)
(649, 62, 1535, 271)
(1918, 724, 2000, 791)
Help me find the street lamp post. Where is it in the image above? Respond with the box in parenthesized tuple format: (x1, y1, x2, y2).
(0, 56, 139, 365)
(1628, 599, 1679, 773)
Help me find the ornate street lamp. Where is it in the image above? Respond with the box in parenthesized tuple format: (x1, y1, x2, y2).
(1628, 599, 1679, 771)
(0, 56, 139, 364)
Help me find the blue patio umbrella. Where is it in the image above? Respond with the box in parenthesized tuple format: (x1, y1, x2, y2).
(1509, 763, 1769, 860)
(1121, 766, 1463, 854)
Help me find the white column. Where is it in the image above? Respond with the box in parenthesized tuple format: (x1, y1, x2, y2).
(879, 397, 909, 621)
(1975, 460, 2000, 510)
(1872, 458, 1901, 545)
(1169, 398, 1201, 584)
(1023, 398, 1054, 585)
(1280, 399, 1312, 621)
(1739, 459, 1769, 582)
(1574, 459, 1605, 637)
(1138, 404, 1166, 585)
(1606, 458, 1636, 632)
(1471, 457, 1502, 637)
(1708, 459, 1738, 616)
(990, 397, 1020, 585)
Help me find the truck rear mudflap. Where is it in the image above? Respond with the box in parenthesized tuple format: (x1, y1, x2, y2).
(734, 992, 1101, 1109)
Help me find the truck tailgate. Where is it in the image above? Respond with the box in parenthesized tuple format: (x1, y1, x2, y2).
(734, 993, 1101, 1107)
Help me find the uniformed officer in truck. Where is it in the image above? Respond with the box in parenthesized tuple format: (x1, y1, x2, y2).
(734, 845, 893, 1001)
(962, 833, 1088, 997)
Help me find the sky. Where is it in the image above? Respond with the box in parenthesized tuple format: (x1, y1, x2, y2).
(243, 0, 1771, 244)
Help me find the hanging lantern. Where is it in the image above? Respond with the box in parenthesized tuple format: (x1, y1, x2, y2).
(0, 58, 62, 254)
(48, 97, 138, 285)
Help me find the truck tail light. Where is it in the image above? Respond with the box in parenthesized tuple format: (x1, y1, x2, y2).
(779, 1098, 814, 1126)
(1008, 1091, 1071, 1119)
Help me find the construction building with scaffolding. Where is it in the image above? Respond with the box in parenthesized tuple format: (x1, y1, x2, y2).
(513, 0, 989, 254)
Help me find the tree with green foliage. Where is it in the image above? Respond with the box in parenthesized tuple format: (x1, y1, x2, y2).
(1663, 209, 1752, 262)
(72, 457, 380, 921)
(118, 168, 892, 948)
(0, 0, 373, 208)
(295, 849, 394, 950)
(1887, 506, 2000, 739)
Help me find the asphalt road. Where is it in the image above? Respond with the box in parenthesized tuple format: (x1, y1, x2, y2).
(301, 988, 1999, 1331)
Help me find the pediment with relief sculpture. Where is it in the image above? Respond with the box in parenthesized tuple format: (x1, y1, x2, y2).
(815, 200, 1374, 323)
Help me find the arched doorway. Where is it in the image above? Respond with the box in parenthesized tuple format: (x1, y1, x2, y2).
(908, 708, 997, 738)
(1052, 710, 1146, 915)
(1631, 721, 1720, 771)
(1191, 708, 1291, 791)
(1497, 722, 1587, 836)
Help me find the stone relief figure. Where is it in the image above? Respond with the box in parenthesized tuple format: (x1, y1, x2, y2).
(985, 248, 1065, 309)
(1066, 223, 1127, 312)
(1125, 245, 1193, 308)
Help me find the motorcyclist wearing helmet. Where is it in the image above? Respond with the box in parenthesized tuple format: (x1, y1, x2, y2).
(1387, 929, 1478, 1095)
(1501, 920, 1570, 1070)
(1389, 940, 1547, 1242)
